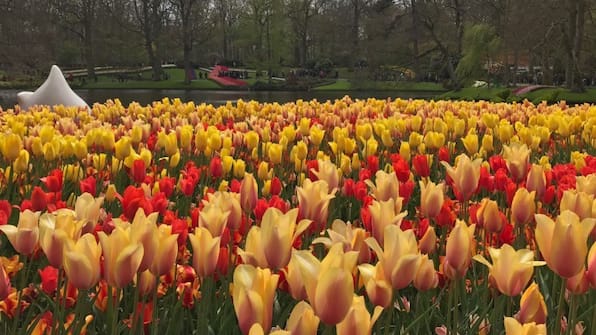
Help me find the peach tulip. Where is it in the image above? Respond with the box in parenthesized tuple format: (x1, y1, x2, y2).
(526, 165, 546, 198)
(366, 170, 400, 202)
(560, 190, 593, 220)
(503, 143, 531, 183)
(418, 226, 437, 254)
(74, 193, 104, 234)
(419, 180, 444, 219)
(476, 198, 503, 233)
(149, 225, 178, 276)
(535, 210, 595, 278)
(285, 301, 320, 335)
(511, 189, 536, 226)
(576, 174, 596, 196)
(443, 220, 476, 280)
(240, 173, 258, 213)
(441, 154, 482, 201)
(366, 224, 421, 290)
(313, 219, 371, 264)
(0, 210, 41, 255)
(368, 198, 406, 246)
(311, 159, 340, 190)
(566, 269, 589, 294)
(516, 282, 547, 324)
(189, 226, 221, 278)
(232, 264, 279, 335)
(588, 242, 596, 288)
(203, 191, 242, 231)
(129, 209, 160, 273)
(39, 211, 82, 267)
(504, 317, 546, 335)
(282, 252, 308, 301)
(336, 295, 383, 335)
(198, 202, 230, 237)
(413, 255, 438, 291)
(292, 243, 358, 325)
(473, 244, 545, 296)
(63, 233, 102, 290)
(296, 179, 337, 232)
(98, 227, 144, 288)
(248, 324, 290, 335)
(358, 263, 393, 308)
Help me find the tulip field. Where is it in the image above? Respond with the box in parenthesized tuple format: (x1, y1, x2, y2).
(0, 96, 595, 335)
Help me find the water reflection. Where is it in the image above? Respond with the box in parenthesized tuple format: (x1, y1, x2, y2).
(0, 89, 440, 108)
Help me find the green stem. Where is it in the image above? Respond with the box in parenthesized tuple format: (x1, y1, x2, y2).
(567, 293, 577, 335)
(590, 302, 596, 335)
(12, 255, 31, 335)
(151, 276, 159, 335)
(131, 275, 141, 335)
(453, 280, 460, 335)
(554, 278, 567, 335)
(383, 307, 393, 335)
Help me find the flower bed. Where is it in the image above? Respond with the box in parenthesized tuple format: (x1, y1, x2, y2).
(0, 97, 594, 334)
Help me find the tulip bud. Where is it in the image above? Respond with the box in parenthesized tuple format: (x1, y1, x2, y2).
(477, 198, 503, 233)
(419, 181, 444, 219)
(511, 188, 536, 226)
(516, 282, 547, 324)
(526, 164, 546, 199)
(189, 227, 221, 278)
(286, 301, 319, 335)
(444, 220, 476, 280)
(240, 173, 258, 213)
(336, 296, 383, 335)
(418, 226, 437, 254)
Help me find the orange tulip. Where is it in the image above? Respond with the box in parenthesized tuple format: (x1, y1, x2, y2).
(336, 295, 383, 335)
(98, 226, 144, 288)
(293, 243, 358, 325)
(443, 220, 476, 280)
(296, 179, 337, 232)
(366, 224, 421, 290)
(0, 210, 41, 255)
(63, 234, 102, 290)
(0, 264, 10, 301)
(516, 282, 547, 324)
(441, 154, 482, 201)
(473, 244, 545, 296)
(504, 317, 546, 335)
(232, 264, 279, 335)
(511, 189, 536, 226)
(189, 226, 221, 278)
(419, 180, 444, 219)
(535, 210, 595, 278)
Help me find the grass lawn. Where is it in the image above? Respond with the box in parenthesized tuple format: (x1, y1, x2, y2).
(314, 79, 445, 91)
(78, 68, 222, 89)
(312, 80, 352, 90)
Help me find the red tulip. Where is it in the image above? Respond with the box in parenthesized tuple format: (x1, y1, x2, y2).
(131, 159, 146, 184)
(39, 265, 59, 295)
(412, 154, 430, 178)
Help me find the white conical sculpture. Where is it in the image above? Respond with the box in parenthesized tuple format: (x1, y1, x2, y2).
(17, 65, 89, 110)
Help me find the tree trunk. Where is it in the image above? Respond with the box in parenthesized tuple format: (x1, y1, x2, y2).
(183, 43, 192, 84)
(84, 25, 95, 82)
(351, 0, 360, 66)
(411, 0, 420, 80)
(565, 0, 585, 92)
(453, 0, 464, 58)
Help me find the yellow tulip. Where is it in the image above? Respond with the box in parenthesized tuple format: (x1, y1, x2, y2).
(399, 142, 411, 161)
(268, 143, 282, 164)
(0, 210, 40, 255)
(473, 244, 545, 296)
(1, 133, 22, 162)
(517, 282, 547, 324)
(114, 136, 132, 160)
(366, 224, 421, 289)
(535, 210, 595, 278)
(481, 133, 494, 153)
(310, 126, 325, 147)
(63, 233, 102, 290)
(13, 149, 29, 173)
(336, 295, 383, 335)
(234, 159, 246, 179)
(503, 317, 546, 335)
(293, 244, 358, 325)
(232, 264, 279, 335)
(31, 137, 43, 157)
(98, 226, 144, 288)
(462, 130, 479, 155)
(285, 301, 319, 335)
(443, 220, 476, 280)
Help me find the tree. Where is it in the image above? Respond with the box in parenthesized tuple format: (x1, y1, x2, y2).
(171, 0, 212, 84)
(132, 0, 167, 81)
(563, 0, 588, 91)
(455, 24, 501, 86)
